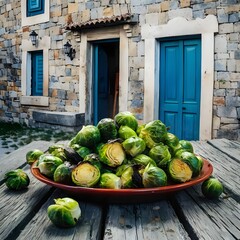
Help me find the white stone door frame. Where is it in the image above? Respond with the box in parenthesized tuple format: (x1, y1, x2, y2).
(79, 26, 129, 124)
(141, 15, 218, 140)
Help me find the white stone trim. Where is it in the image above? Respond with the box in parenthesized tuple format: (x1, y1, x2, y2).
(79, 26, 129, 123)
(21, 0, 50, 27)
(21, 36, 50, 106)
(142, 15, 218, 140)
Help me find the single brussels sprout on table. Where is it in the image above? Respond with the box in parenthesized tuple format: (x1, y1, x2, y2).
(97, 118, 118, 142)
(71, 162, 100, 187)
(201, 177, 224, 199)
(26, 149, 44, 165)
(99, 173, 121, 189)
(53, 164, 72, 184)
(114, 111, 138, 131)
(37, 154, 63, 178)
(75, 125, 101, 149)
(4, 169, 30, 190)
(99, 141, 126, 167)
(118, 125, 137, 140)
(168, 158, 193, 183)
(47, 197, 81, 228)
(139, 120, 168, 148)
(122, 136, 146, 157)
(142, 163, 167, 188)
(149, 144, 171, 169)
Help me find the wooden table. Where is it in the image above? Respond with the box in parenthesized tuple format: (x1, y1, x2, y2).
(0, 139, 240, 240)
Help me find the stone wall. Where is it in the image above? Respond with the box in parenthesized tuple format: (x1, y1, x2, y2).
(0, 0, 239, 139)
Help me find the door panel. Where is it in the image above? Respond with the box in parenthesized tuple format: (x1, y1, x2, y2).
(31, 51, 43, 96)
(159, 38, 201, 140)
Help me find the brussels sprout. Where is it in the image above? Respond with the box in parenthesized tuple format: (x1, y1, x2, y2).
(70, 143, 81, 151)
(99, 173, 121, 189)
(99, 141, 126, 167)
(83, 153, 102, 170)
(48, 144, 65, 154)
(142, 163, 167, 188)
(76, 146, 91, 159)
(97, 118, 118, 142)
(71, 162, 100, 187)
(118, 125, 137, 140)
(116, 164, 131, 176)
(68, 136, 78, 147)
(139, 120, 168, 148)
(164, 133, 180, 155)
(121, 166, 134, 188)
(53, 164, 72, 184)
(136, 124, 145, 136)
(122, 136, 146, 157)
(75, 125, 101, 148)
(149, 144, 171, 169)
(64, 146, 82, 164)
(37, 154, 63, 178)
(114, 111, 138, 131)
(118, 165, 144, 188)
(179, 140, 194, 153)
(201, 177, 224, 199)
(47, 197, 81, 228)
(178, 151, 201, 177)
(196, 155, 204, 172)
(168, 158, 193, 183)
(4, 169, 30, 190)
(26, 149, 44, 165)
(132, 154, 156, 167)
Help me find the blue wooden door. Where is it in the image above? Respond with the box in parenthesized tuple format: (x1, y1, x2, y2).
(159, 38, 201, 140)
(31, 51, 43, 96)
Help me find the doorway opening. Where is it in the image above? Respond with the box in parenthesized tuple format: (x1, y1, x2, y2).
(92, 39, 119, 125)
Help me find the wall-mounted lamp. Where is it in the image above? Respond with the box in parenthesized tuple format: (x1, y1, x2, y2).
(29, 30, 38, 46)
(63, 41, 76, 60)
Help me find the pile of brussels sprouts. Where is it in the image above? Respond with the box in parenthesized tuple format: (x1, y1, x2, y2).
(27, 111, 210, 190)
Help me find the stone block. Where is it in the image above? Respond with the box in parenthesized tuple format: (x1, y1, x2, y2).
(180, 0, 191, 8)
(168, 8, 192, 20)
(147, 4, 161, 13)
(215, 59, 226, 71)
(146, 13, 159, 25)
(226, 96, 240, 107)
(227, 59, 236, 72)
(213, 96, 225, 106)
(161, 1, 170, 12)
(103, 7, 113, 17)
(215, 35, 227, 53)
(212, 116, 220, 130)
(217, 106, 237, 118)
(217, 8, 228, 23)
(219, 23, 234, 34)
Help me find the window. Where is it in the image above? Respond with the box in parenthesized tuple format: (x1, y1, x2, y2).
(21, 0, 49, 27)
(31, 51, 43, 96)
(21, 36, 50, 106)
(27, 0, 44, 17)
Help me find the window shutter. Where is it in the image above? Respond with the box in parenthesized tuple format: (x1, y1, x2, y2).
(31, 51, 43, 96)
(27, 0, 44, 17)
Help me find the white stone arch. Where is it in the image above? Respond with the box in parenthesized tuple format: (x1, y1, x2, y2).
(141, 15, 218, 140)
(79, 26, 129, 124)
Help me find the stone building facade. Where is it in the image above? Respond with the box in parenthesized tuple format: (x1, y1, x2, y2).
(0, 0, 239, 140)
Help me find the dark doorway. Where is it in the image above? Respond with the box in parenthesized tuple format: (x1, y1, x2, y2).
(93, 39, 119, 125)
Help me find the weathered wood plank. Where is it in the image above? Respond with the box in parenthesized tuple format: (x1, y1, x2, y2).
(0, 141, 51, 183)
(191, 141, 240, 199)
(104, 201, 190, 240)
(207, 138, 240, 163)
(173, 185, 240, 240)
(0, 165, 53, 240)
(16, 189, 103, 240)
